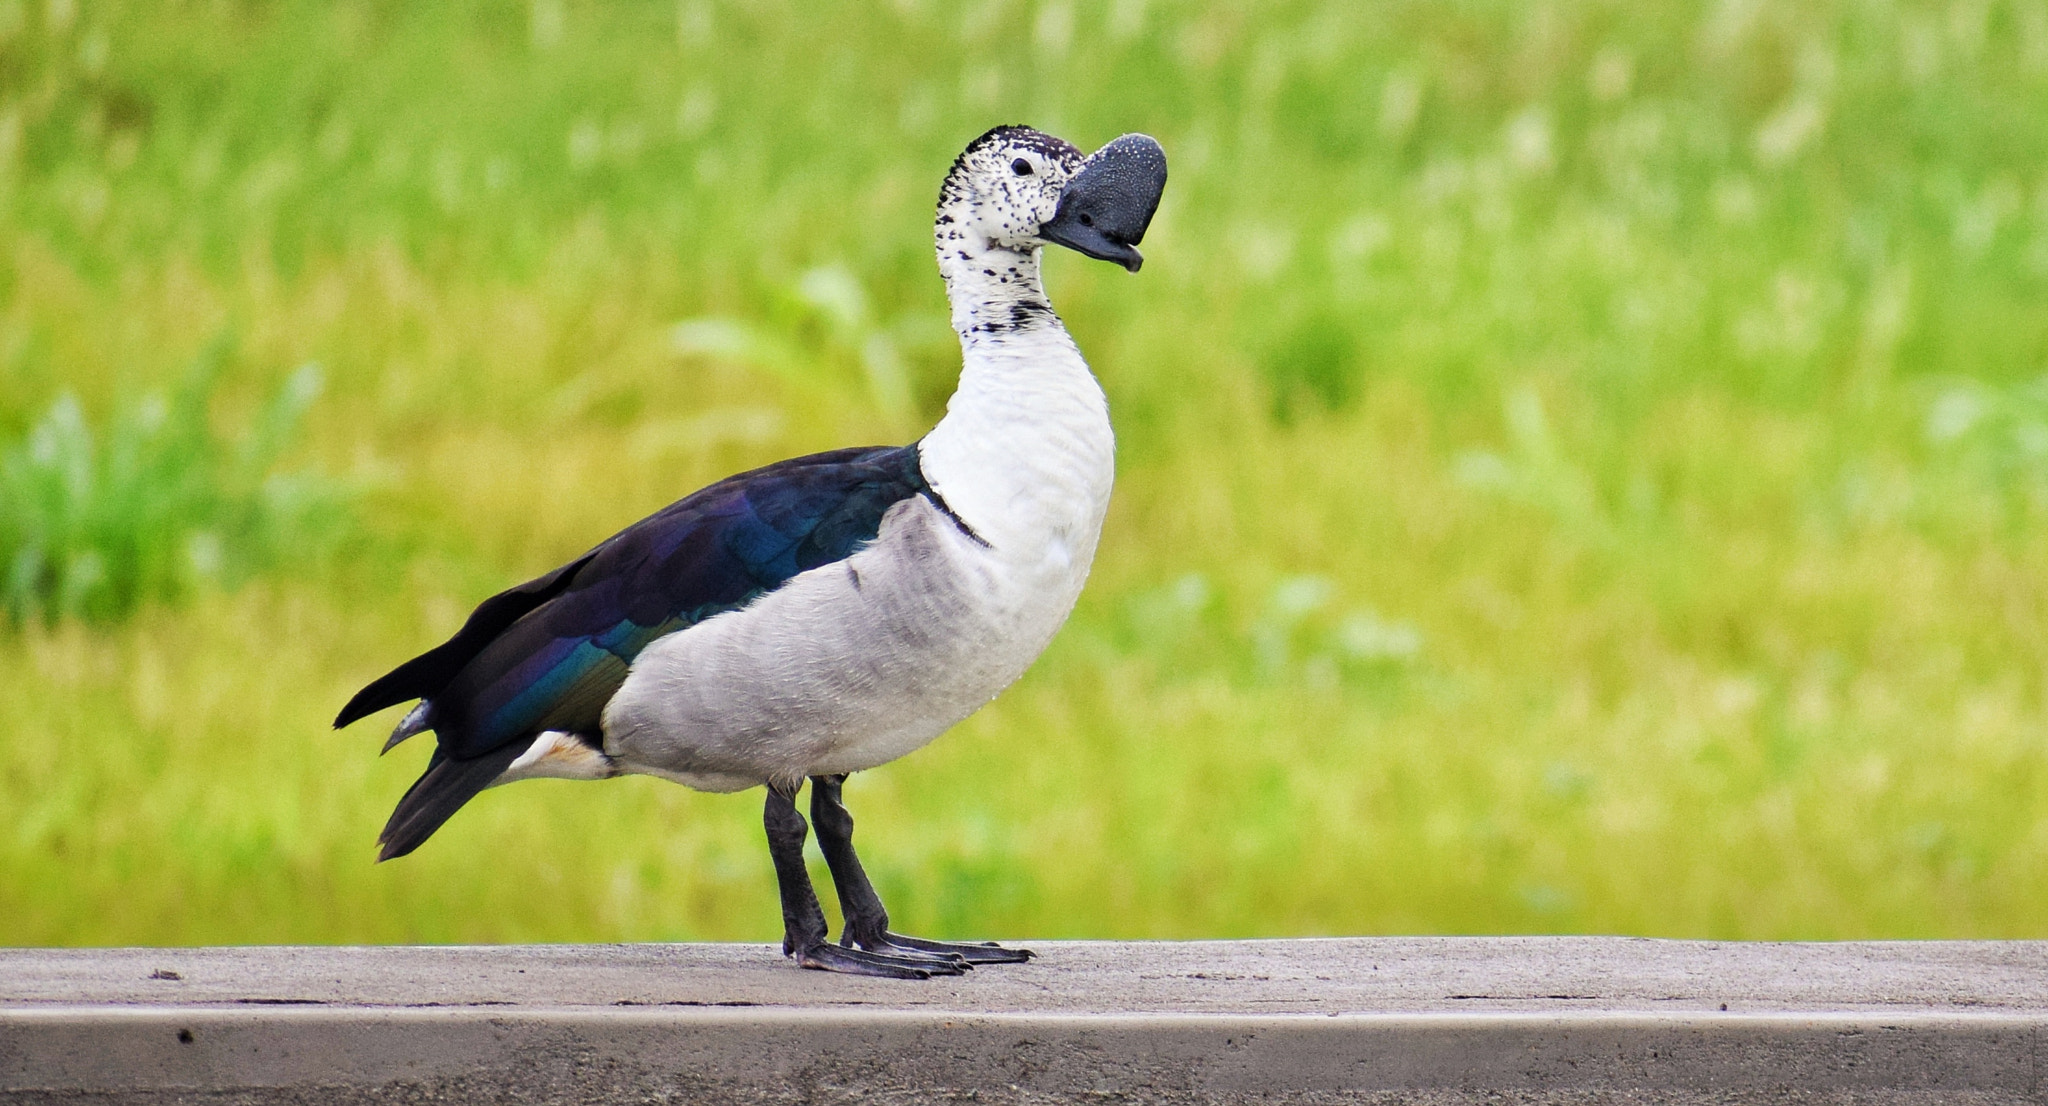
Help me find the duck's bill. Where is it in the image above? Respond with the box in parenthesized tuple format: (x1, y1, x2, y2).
(1040, 133, 1167, 273)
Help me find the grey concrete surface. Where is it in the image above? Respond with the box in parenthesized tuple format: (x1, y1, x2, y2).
(2, 938, 2044, 1103)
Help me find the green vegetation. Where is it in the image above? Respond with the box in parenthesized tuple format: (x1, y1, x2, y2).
(1, 336, 344, 624)
(4, 0, 2047, 945)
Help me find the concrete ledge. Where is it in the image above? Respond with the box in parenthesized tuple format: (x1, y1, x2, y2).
(3, 939, 2044, 1104)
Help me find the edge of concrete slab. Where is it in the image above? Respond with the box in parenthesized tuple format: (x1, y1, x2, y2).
(4, 939, 2045, 1105)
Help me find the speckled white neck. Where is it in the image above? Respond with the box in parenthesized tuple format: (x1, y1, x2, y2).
(918, 242, 1114, 557)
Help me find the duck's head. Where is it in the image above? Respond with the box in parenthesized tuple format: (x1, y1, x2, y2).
(937, 126, 1167, 273)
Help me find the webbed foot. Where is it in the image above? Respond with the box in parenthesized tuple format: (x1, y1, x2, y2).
(847, 932, 1034, 964)
(791, 940, 968, 978)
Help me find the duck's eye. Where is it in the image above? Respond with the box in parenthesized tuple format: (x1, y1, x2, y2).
(1010, 158, 1033, 176)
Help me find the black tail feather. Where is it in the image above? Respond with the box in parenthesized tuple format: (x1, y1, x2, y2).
(377, 743, 527, 861)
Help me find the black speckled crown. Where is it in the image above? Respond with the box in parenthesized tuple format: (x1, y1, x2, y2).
(938, 125, 1083, 206)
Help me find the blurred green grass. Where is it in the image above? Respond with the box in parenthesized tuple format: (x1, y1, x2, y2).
(4, 0, 2048, 944)
(1, 335, 345, 624)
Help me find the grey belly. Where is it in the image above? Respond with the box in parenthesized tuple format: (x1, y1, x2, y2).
(599, 498, 1061, 793)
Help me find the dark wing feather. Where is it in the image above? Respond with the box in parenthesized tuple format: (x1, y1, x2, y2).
(333, 552, 596, 730)
(423, 443, 931, 758)
(342, 443, 934, 856)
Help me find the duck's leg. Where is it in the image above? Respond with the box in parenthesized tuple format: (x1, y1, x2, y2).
(810, 774, 1035, 965)
(763, 784, 964, 978)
